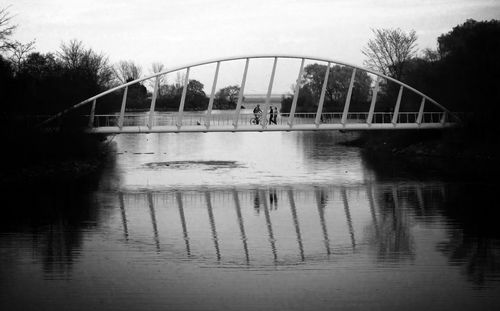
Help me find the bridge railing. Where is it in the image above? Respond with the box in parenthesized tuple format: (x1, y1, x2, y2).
(89, 111, 447, 129)
(40, 54, 460, 132)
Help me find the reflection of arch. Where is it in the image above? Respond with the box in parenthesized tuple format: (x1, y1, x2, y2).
(315, 187, 331, 255)
(147, 192, 160, 252)
(116, 184, 444, 264)
(118, 192, 129, 241)
(176, 192, 191, 257)
(41, 55, 459, 133)
(205, 192, 221, 261)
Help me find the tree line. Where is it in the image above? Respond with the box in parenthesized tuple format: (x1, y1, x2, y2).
(2, 5, 499, 137)
(281, 19, 500, 141)
(0, 7, 243, 118)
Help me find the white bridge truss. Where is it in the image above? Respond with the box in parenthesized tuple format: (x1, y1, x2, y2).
(42, 55, 459, 134)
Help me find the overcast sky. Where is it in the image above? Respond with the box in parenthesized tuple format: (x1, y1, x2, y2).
(6, 0, 500, 93)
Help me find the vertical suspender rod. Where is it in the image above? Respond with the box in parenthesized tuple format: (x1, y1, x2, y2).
(392, 85, 403, 125)
(177, 67, 190, 129)
(206, 61, 220, 129)
(315, 62, 331, 127)
(148, 76, 160, 129)
(262, 57, 278, 128)
(233, 58, 249, 129)
(367, 77, 380, 125)
(288, 58, 305, 127)
(118, 86, 128, 129)
(341, 68, 357, 125)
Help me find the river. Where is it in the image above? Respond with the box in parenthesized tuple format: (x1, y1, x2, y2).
(1, 130, 499, 310)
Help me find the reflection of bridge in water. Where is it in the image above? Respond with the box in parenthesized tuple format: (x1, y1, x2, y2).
(115, 183, 446, 265)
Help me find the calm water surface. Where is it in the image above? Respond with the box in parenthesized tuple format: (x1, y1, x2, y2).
(1, 131, 500, 310)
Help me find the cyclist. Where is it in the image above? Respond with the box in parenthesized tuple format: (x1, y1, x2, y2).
(253, 104, 262, 124)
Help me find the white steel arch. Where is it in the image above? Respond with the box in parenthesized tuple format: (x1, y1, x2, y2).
(40, 54, 459, 133)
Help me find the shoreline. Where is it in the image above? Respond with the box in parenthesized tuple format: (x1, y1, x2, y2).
(343, 130, 500, 183)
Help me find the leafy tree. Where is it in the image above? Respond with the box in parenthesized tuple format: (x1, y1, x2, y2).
(362, 28, 418, 81)
(214, 85, 240, 109)
(155, 79, 208, 111)
(436, 19, 500, 136)
(281, 64, 372, 113)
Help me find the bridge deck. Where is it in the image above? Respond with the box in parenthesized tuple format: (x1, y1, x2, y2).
(88, 122, 455, 134)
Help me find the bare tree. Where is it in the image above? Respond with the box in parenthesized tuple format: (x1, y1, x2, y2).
(58, 40, 114, 89)
(113, 60, 143, 83)
(9, 39, 35, 72)
(148, 62, 166, 90)
(362, 28, 418, 80)
(0, 6, 17, 53)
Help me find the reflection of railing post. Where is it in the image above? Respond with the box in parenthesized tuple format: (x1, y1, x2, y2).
(341, 68, 357, 125)
(288, 189, 305, 261)
(315, 188, 331, 255)
(367, 78, 380, 125)
(118, 192, 129, 241)
(233, 58, 249, 129)
(261, 190, 278, 262)
(205, 192, 221, 261)
(315, 62, 331, 127)
(341, 188, 356, 250)
(176, 192, 191, 256)
(118, 86, 128, 130)
(233, 190, 250, 263)
(205, 62, 220, 129)
(147, 192, 160, 252)
(262, 57, 278, 129)
(177, 68, 190, 129)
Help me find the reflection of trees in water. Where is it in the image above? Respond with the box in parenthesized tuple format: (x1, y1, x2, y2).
(0, 183, 101, 279)
(437, 231, 500, 287)
(436, 184, 500, 287)
(362, 149, 500, 287)
(367, 186, 415, 262)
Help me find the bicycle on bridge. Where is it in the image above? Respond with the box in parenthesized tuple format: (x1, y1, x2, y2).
(250, 112, 268, 126)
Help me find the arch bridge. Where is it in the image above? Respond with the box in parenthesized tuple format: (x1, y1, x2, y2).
(42, 55, 459, 134)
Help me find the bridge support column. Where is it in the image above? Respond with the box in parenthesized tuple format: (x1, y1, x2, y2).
(315, 62, 331, 127)
(341, 68, 357, 125)
(177, 68, 190, 129)
(262, 57, 278, 129)
(392, 86, 403, 125)
(233, 58, 249, 129)
(118, 86, 128, 129)
(288, 58, 305, 128)
(205, 61, 220, 129)
(367, 78, 380, 125)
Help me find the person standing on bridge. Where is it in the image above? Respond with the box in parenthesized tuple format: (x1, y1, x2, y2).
(272, 106, 278, 125)
(268, 106, 275, 125)
(253, 104, 262, 124)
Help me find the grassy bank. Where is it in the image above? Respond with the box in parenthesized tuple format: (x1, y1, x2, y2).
(0, 122, 111, 186)
(345, 128, 500, 182)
